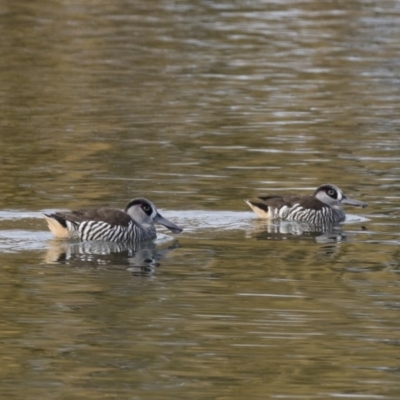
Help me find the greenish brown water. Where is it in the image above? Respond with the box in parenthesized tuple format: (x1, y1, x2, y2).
(0, 1, 400, 399)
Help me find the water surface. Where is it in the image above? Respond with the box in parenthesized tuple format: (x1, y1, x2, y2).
(0, 0, 400, 399)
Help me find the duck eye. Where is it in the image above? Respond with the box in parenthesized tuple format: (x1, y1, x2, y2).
(327, 189, 336, 196)
(142, 205, 150, 212)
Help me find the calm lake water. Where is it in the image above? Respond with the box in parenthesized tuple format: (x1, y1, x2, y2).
(1, 0, 400, 399)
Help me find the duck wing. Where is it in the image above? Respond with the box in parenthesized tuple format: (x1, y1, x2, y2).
(257, 195, 326, 211)
(51, 207, 132, 227)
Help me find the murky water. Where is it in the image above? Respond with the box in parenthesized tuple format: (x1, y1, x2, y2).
(1, 0, 400, 399)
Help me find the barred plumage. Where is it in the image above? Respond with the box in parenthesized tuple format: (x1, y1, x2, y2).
(277, 204, 345, 224)
(245, 184, 367, 224)
(43, 198, 183, 244)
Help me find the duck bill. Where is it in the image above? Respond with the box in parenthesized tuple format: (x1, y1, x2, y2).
(341, 196, 368, 208)
(154, 213, 183, 234)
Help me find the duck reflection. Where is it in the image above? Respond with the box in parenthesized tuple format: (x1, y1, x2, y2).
(45, 237, 180, 275)
(248, 220, 346, 244)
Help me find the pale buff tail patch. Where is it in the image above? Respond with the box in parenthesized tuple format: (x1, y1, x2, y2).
(245, 200, 272, 219)
(43, 214, 69, 238)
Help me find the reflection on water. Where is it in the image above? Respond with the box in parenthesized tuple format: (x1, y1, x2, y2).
(247, 213, 369, 243)
(248, 219, 347, 243)
(45, 236, 181, 275)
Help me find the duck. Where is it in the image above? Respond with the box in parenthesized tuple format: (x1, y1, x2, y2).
(245, 184, 367, 224)
(43, 198, 183, 243)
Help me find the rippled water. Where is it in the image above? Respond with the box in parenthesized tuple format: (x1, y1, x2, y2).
(1, 0, 400, 399)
